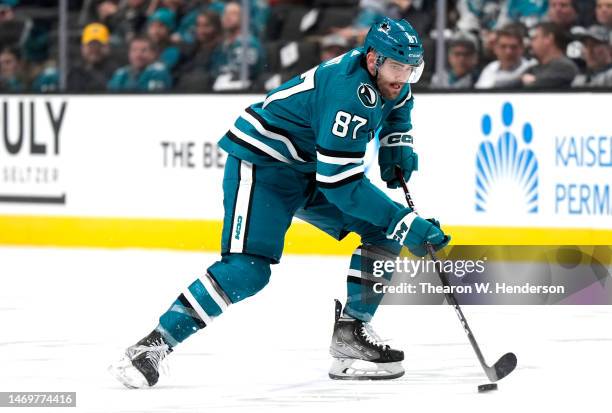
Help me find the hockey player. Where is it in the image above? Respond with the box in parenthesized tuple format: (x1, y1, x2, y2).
(109, 18, 450, 387)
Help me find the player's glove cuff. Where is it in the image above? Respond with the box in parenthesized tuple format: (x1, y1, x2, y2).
(386, 208, 418, 245)
(386, 209, 451, 257)
(378, 134, 418, 188)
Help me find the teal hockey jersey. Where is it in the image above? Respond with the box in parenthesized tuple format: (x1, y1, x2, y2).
(218, 48, 415, 230)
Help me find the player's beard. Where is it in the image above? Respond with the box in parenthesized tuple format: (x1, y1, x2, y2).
(376, 78, 404, 100)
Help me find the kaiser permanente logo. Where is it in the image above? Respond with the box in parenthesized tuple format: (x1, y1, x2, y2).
(475, 102, 538, 214)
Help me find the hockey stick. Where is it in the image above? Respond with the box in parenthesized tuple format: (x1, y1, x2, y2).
(394, 168, 517, 382)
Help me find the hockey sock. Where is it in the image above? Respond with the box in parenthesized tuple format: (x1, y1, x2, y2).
(156, 254, 271, 346)
(157, 272, 231, 345)
(343, 245, 397, 322)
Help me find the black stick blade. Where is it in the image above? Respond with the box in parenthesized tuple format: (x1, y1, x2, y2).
(493, 352, 517, 381)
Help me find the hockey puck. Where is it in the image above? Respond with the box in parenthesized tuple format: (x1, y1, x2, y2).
(478, 383, 498, 393)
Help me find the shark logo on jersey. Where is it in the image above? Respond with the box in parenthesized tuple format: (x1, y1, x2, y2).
(357, 83, 377, 108)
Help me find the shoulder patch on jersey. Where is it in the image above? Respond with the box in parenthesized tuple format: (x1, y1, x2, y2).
(357, 83, 377, 108)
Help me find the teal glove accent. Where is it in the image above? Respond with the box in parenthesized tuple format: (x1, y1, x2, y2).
(386, 208, 450, 257)
(378, 134, 418, 189)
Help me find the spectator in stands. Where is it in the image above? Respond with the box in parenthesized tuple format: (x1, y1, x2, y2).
(547, 0, 579, 31)
(159, 0, 189, 19)
(547, 0, 590, 67)
(520, 22, 578, 87)
(0, 46, 25, 91)
(31, 65, 59, 92)
(457, 0, 547, 32)
(161, 0, 229, 44)
(0, 0, 33, 54)
(478, 27, 499, 70)
(596, 0, 612, 30)
(89, 1, 149, 44)
(211, 1, 264, 89)
(67, 23, 115, 92)
(456, 0, 497, 31)
(147, 8, 181, 70)
(476, 24, 535, 88)
(182, 10, 222, 69)
(387, 0, 434, 36)
(107, 36, 172, 91)
(458, 1, 545, 69)
(267, 0, 307, 4)
(331, 0, 430, 46)
(94, 1, 121, 43)
(97, 1, 120, 17)
(109, 0, 150, 44)
(431, 32, 480, 89)
(319, 33, 350, 63)
(247, 0, 270, 38)
(156, 0, 196, 42)
(97, 1, 120, 22)
(163, 0, 200, 43)
(151, 0, 229, 43)
(175, 9, 222, 91)
(572, 25, 612, 86)
(0, 0, 16, 22)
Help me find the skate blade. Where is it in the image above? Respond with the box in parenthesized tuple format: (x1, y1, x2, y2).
(108, 357, 150, 389)
(328, 358, 404, 380)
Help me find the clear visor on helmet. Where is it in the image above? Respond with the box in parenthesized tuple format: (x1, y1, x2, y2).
(378, 57, 424, 84)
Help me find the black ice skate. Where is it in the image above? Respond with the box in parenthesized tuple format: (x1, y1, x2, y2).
(108, 330, 172, 388)
(329, 300, 404, 380)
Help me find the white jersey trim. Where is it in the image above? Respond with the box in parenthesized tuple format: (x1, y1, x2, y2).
(316, 164, 365, 183)
(229, 126, 291, 164)
(316, 152, 363, 165)
(241, 111, 307, 163)
(393, 89, 412, 109)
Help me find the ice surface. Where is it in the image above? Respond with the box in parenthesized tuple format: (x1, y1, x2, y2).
(1, 247, 610, 413)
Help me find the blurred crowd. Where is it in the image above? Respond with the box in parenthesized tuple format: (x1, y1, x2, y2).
(0, 0, 611, 93)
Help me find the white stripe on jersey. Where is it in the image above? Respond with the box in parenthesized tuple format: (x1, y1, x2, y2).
(316, 164, 364, 183)
(263, 66, 317, 109)
(241, 111, 307, 163)
(393, 89, 412, 109)
(230, 126, 292, 164)
(316, 152, 363, 165)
